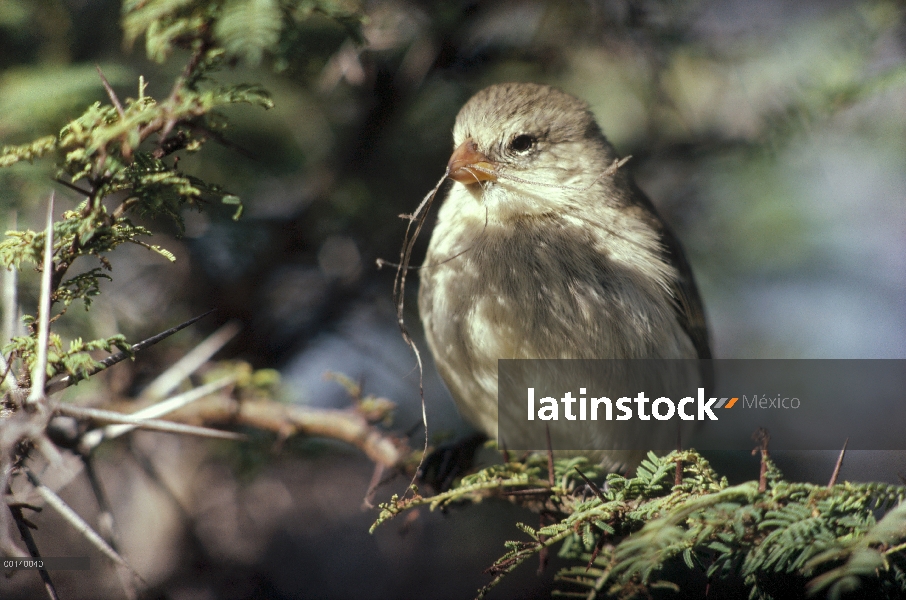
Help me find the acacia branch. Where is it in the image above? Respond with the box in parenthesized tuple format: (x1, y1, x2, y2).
(107, 393, 409, 469)
(58, 404, 247, 442)
(24, 468, 144, 587)
(47, 310, 214, 394)
(9, 504, 59, 600)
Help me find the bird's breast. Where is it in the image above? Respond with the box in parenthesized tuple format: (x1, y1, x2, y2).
(422, 211, 688, 360)
(418, 203, 696, 435)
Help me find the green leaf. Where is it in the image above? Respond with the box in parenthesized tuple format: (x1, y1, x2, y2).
(216, 0, 282, 66)
(0, 136, 57, 167)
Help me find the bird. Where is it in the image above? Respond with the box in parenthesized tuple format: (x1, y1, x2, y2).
(417, 82, 710, 471)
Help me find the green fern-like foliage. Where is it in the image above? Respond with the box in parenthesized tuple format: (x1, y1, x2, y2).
(4, 332, 131, 381)
(0, 0, 367, 391)
(122, 0, 364, 65)
(0, 73, 271, 225)
(372, 450, 906, 600)
(0, 0, 363, 390)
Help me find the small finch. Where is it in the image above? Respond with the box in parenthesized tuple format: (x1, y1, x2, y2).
(418, 83, 710, 470)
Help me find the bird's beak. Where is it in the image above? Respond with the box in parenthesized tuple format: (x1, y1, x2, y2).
(447, 138, 497, 184)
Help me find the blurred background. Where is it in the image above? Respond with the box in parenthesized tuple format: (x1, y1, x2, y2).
(1, 0, 904, 598)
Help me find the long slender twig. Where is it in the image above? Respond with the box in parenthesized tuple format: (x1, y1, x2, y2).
(163, 394, 406, 468)
(502, 488, 553, 497)
(60, 403, 246, 441)
(753, 428, 770, 493)
(27, 194, 55, 407)
(52, 178, 92, 197)
(76, 375, 239, 450)
(1, 211, 19, 391)
(139, 320, 240, 401)
(362, 463, 386, 510)
(828, 438, 849, 488)
(545, 424, 555, 488)
(46, 310, 215, 394)
(9, 504, 59, 600)
(391, 172, 448, 498)
(2, 211, 18, 342)
(96, 65, 125, 118)
(24, 468, 144, 585)
(573, 466, 607, 504)
(0, 461, 28, 559)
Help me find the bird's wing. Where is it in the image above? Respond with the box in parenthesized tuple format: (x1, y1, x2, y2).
(627, 180, 712, 361)
(661, 225, 712, 360)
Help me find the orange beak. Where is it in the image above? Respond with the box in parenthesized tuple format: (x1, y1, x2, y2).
(447, 138, 497, 184)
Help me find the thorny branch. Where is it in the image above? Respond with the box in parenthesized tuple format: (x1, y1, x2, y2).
(0, 8, 418, 596)
(9, 503, 59, 600)
(2, 313, 412, 595)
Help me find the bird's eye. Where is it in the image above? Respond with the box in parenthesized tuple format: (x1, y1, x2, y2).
(509, 134, 536, 154)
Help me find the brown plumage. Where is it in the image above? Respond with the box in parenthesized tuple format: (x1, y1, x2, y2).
(418, 83, 710, 468)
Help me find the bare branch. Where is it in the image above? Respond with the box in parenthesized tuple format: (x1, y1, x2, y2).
(9, 504, 60, 600)
(111, 197, 140, 219)
(24, 468, 144, 586)
(78, 375, 239, 450)
(573, 466, 606, 504)
(60, 403, 246, 441)
(150, 394, 406, 468)
(140, 321, 240, 401)
(2, 211, 18, 342)
(1, 211, 19, 392)
(1, 459, 28, 559)
(752, 428, 770, 493)
(47, 310, 216, 394)
(27, 194, 55, 407)
(828, 438, 848, 488)
(96, 65, 125, 119)
(545, 424, 555, 488)
(52, 177, 92, 197)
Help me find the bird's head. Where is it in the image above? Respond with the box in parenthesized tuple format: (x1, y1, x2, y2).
(446, 83, 621, 213)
